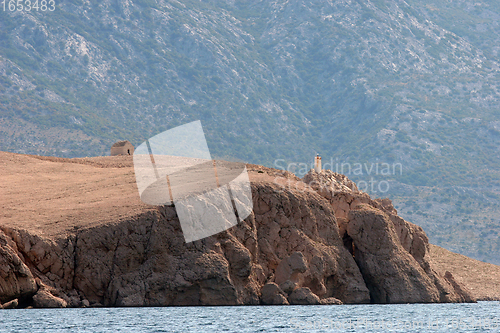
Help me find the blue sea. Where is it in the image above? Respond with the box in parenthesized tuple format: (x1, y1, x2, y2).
(0, 302, 498, 332)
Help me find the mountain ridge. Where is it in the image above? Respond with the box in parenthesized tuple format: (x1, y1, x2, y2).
(1, 0, 499, 264)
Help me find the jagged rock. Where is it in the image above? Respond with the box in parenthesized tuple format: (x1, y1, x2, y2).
(303, 170, 371, 238)
(0, 171, 370, 307)
(32, 289, 67, 308)
(2, 298, 18, 309)
(320, 297, 343, 305)
(68, 296, 81, 308)
(1, 227, 75, 293)
(444, 271, 475, 303)
(288, 252, 308, 273)
(275, 252, 308, 285)
(304, 170, 475, 304)
(0, 158, 481, 307)
(279, 280, 297, 295)
(66, 289, 82, 307)
(260, 283, 289, 305)
(221, 238, 252, 278)
(347, 204, 442, 303)
(65, 181, 371, 306)
(253, 182, 370, 304)
(288, 287, 321, 305)
(302, 169, 359, 200)
(0, 230, 37, 305)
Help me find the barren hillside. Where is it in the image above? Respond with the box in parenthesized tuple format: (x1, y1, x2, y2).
(429, 244, 500, 301)
(1, 151, 150, 238)
(0, 151, 499, 308)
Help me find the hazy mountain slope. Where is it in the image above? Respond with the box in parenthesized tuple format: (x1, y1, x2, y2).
(0, 0, 499, 264)
(0, 0, 316, 161)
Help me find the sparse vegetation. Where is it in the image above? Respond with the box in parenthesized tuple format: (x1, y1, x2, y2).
(0, 0, 500, 263)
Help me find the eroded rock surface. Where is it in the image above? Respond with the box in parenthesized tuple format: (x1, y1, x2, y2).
(288, 287, 321, 305)
(303, 169, 475, 304)
(33, 289, 67, 308)
(347, 205, 440, 303)
(0, 164, 476, 308)
(260, 283, 289, 305)
(0, 231, 37, 305)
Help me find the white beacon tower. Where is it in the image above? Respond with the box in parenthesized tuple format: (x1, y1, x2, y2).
(314, 154, 322, 173)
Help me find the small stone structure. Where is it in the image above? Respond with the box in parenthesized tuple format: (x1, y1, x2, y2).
(110, 140, 134, 156)
(314, 154, 322, 173)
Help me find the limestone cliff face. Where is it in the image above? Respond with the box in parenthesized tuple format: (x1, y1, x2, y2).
(0, 231, 37, 306)
(303, 169, 474, 304)
(0, 167, 473, 308)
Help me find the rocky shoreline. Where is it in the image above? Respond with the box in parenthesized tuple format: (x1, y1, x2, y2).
(0, 153, 496, 308)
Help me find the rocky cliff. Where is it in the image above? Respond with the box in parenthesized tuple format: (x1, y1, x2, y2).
(0, 152, 484, 308)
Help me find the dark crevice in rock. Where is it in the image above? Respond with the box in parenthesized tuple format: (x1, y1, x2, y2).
(72, 232, 79, 291)
(342, 233, 355, 257)
(104, 233, 122, 306)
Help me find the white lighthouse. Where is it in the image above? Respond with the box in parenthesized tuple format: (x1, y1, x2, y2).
(314, 154, 322, 173)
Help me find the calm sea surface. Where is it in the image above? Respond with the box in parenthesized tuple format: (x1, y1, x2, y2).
(0, 301, 498, 332)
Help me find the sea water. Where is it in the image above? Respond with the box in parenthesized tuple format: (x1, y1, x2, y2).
(0, 301, 498, 332)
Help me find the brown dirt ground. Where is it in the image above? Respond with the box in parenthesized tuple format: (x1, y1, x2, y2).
(2, 151, 499, 300)
(429, 244, 500, 301)
(0, 151, 152, 238)
(0, 152, 297, 238)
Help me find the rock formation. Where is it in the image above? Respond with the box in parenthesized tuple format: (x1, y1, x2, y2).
(0, 153, 477, 308)
(303, 169, 474, 303)
(260, 283, 289, 305)
(0, 230, 37, 307)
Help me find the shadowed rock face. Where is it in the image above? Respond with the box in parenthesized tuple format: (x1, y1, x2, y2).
(0, 166, 475, 308)
(0, 179, 372, 307)
(0, 232, 37, 305)
(303, 169, 475, 304)
(347, 205, 440, 303)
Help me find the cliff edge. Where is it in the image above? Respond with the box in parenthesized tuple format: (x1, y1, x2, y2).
(0, 152, 496, 308)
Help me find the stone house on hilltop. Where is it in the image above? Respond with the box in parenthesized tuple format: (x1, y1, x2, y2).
(110, 140, 134, 156)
